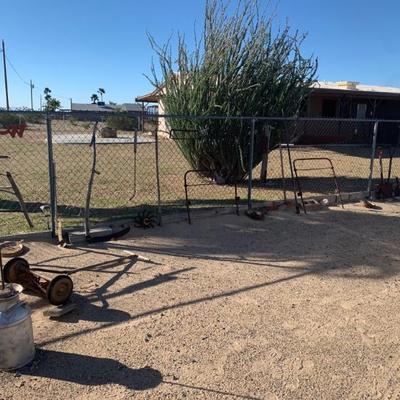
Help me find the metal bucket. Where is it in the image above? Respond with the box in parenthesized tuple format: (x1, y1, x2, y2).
(0, 284, 35, 370)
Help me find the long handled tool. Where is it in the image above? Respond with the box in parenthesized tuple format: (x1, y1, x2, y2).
(0, 248, 4, 291)
(128, 130, 138, 201)
(395, 177, 400, 197)
(376, 148, 393, 199)
(84, 122, 99, 237)
(385, 129, 400, 198)
(0, 156, 33, 228)
(379, 148, 384, 183)
(387, 146, 395, 184)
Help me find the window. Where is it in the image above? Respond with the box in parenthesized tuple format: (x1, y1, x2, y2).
(356, 103, 367, 119)
(322, 99, 337, 117)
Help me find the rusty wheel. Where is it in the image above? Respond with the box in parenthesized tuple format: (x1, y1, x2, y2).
(47, 275, 73, 306)
(3, 257, 30, 283)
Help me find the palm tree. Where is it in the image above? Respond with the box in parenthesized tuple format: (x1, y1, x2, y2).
(43, 88, 60, 111)
(43, 87, 52, 102)
(98, 88, 105, 102)
(91, 94, 99, 104)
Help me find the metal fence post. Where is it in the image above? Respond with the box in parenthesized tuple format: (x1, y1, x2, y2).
(367, 120, 379, 197)
(247, 118, 256, 210)
(279, 143, 287, 202)
(46, 113, 57, 236)
(155, 125, 162, 225)
(259, 124, 271, 182)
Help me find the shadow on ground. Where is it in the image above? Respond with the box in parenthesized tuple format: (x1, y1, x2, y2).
(19, 349, 162, 391)
(25, 204, 400, 349)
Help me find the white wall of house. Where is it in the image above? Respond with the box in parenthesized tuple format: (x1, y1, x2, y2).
(157, 99, 170, 137)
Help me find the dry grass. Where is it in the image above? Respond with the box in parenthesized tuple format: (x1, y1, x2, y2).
(1, 120, 397, 236)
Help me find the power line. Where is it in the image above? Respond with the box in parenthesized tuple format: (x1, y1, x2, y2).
(4, 54, 30, 86)
(1, 46, 72, 108)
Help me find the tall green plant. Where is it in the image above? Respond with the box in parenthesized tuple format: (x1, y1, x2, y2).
(148, 0, 317, 183)
(43, 88, 61, 111)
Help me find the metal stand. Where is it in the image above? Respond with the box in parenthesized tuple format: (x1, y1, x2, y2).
(184, 170, 240, 224)
(292, 157, 345, 214)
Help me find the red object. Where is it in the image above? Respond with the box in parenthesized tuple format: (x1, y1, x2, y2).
(0, 123, 27, 138)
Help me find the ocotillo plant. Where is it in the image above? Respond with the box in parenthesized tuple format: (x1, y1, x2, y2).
(148, 0, 317, 183)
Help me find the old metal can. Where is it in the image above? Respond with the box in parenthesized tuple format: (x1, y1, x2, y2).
(0, 284, 35, 370)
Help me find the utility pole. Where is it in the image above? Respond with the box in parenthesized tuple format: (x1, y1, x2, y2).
(70, 98, 72, 110)
(30, 80, 34, 110)
(40, 94, 42, 111)
(1, 40, 10, 111)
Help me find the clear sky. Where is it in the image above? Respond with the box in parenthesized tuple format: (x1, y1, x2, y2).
(1, 0, 400, 109)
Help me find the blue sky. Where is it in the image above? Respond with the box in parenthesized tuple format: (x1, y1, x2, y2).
(1, 0, 400, 109)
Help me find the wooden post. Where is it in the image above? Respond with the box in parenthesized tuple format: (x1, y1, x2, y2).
(6, 172, 33, 228)
(2, 40, 10, 111)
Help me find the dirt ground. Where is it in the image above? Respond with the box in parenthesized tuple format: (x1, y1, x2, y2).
(1, 201, 400, 399)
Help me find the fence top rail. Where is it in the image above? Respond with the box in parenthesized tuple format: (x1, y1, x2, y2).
(0, 110, 144, 118)
(150, 115, 387, 123)
(1, 109, 400, 124)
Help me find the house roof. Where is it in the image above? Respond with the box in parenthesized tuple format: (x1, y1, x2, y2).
(119, 103, 143, 112)
(312, 81, 400, 97)
(71, 103, 115, 112)
(135, 88, 160, 103)
(136, 81, 400, 103)
(71, 103, 142, 112)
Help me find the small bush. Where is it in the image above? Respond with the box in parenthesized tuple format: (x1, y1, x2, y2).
(0, 114, 21, 128)
(23, 113, 45, 124)
(106, 115, 138, 131)
(82, 122, 92, 130)
(0, 113, 44, 128)
(68, 116, 79, 126)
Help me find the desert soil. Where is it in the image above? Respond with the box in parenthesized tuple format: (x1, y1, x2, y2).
(1, 201, 400, 399)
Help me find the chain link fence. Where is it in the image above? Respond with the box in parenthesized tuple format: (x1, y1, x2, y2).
(0, 112, 50, 235)
(50, 113, 159, 226)
(1, 110, 399, 237)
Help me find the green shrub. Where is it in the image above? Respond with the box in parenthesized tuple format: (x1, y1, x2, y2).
(106, 115, 138, 131)
(68, 116, 79, 126)
(0, 113, 44, 128)
(0, 114, 21, 128)
(23, 113, 45, 124)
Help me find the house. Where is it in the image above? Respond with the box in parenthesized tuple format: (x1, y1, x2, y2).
(305, 81, 400, 144)
(71, 102, 143, 113)
(136, 81, 400, 143)
(307, 81, 400, 120)
(136, 89, 168, 134)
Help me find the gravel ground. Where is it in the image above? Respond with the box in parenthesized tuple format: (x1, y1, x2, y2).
(1, 201, 400, 399)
